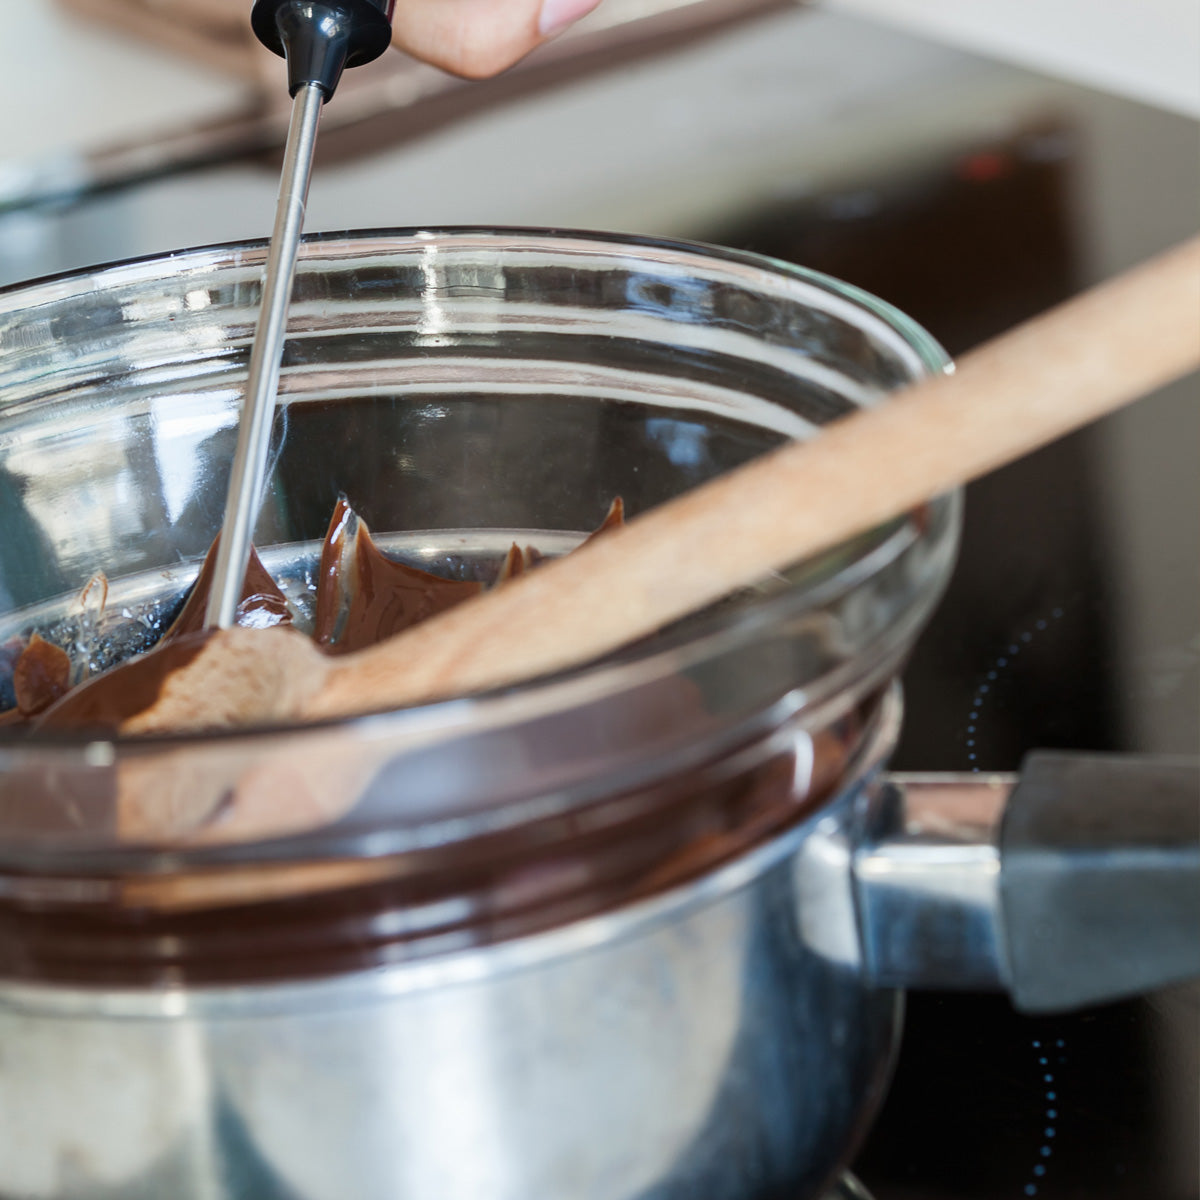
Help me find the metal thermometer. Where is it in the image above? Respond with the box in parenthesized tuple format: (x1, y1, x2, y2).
(206, 0, 395, 629)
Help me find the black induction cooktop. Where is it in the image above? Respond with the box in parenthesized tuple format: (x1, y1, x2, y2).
(710, 118, 1200, 1200)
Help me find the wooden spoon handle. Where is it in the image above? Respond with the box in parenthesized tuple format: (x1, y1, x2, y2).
(311, 237, 1200, 720)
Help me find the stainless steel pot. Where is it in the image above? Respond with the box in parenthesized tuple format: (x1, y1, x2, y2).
(0, 713, 1194, 1200)
(0, 231, 1195, 1200)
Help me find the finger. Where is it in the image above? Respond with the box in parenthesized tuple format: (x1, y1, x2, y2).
(389, 0, 602, 79)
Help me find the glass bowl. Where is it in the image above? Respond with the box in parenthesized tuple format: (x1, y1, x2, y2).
(0, 229, 957, 986)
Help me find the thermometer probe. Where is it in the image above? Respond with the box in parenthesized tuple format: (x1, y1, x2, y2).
(206, 0, 395, 629)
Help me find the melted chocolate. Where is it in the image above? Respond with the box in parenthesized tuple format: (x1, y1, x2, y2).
(7, 497, 626, 730)
(495, 543, 532, 585)
(38, 634, 212, 732)
(163, 539, 291, 641)
(494, 499, 622, 587)
(312, 499, 484, 655)
(582, 496, 625, 545)
(5, 539, 289, 731)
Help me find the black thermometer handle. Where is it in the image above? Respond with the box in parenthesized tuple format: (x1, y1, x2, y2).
(251, 0, 396, 98)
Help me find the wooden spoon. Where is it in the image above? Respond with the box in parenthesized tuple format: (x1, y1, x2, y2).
(50, 236, 1200, 739)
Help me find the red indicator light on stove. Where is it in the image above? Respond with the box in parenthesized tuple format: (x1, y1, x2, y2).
(959, 150, 1014, 183)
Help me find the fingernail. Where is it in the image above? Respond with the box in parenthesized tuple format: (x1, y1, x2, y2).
(538, 0, 602, 37)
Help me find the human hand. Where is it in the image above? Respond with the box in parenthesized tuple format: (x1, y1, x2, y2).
(388, 0, 604, 78)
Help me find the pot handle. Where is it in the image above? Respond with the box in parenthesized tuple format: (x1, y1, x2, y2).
(998, 751, 1200, 1012)
(856, 753, 1200, 1013)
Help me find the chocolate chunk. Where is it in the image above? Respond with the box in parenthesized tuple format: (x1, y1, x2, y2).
(13, 634, 72, 717)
